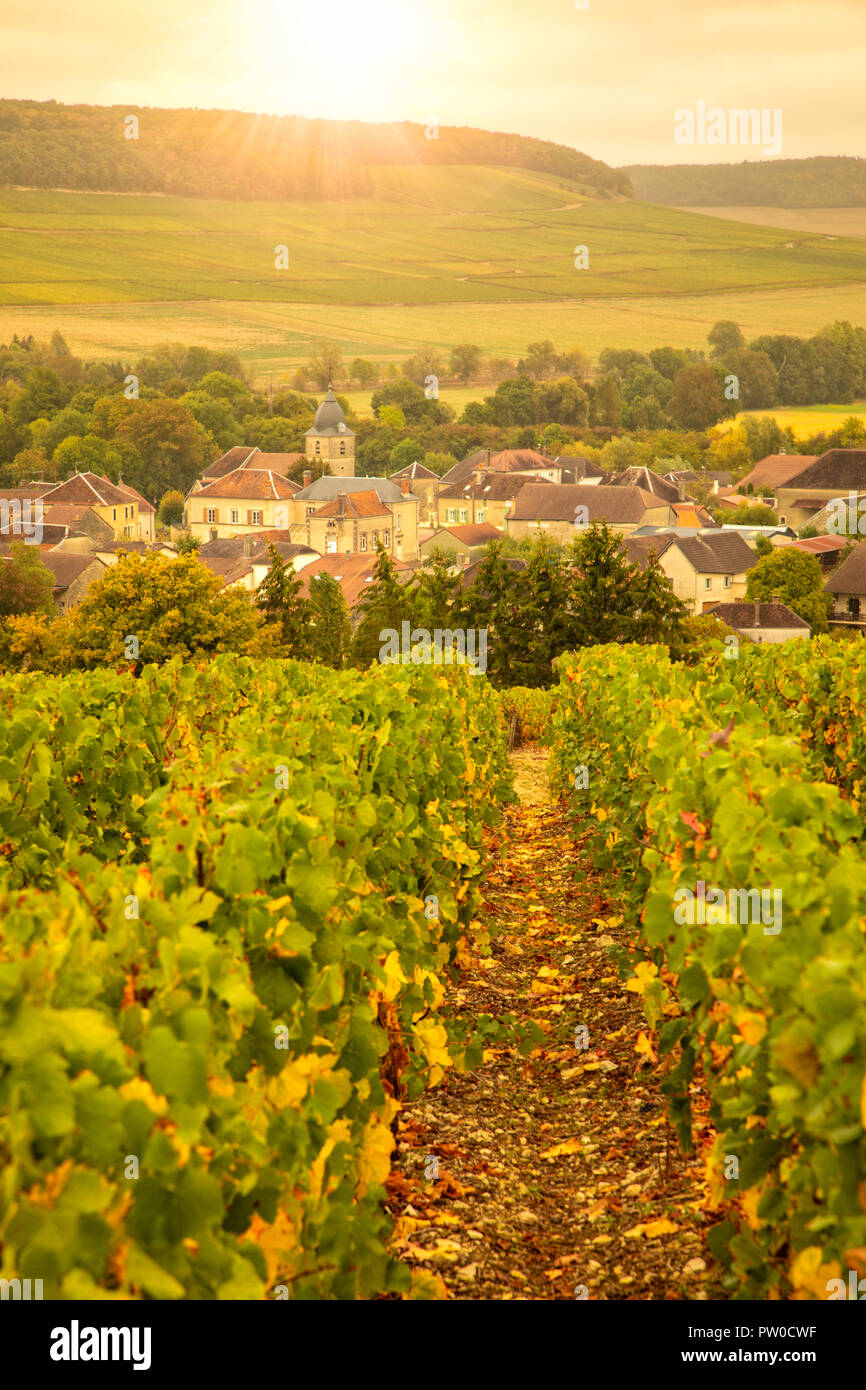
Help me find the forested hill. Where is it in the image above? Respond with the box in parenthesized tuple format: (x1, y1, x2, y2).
(623, 156, 866, 207)
(0, 99, 632, 201)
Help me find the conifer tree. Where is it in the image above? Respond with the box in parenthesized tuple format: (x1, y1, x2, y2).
(256, 544, 310, 655)
(351, 543, 416, 668)
(307, 571, 352, 669)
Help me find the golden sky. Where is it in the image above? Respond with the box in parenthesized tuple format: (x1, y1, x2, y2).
(3, 0, 864, 165)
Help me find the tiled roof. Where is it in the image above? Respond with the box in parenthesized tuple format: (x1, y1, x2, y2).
(196, 469, 299, 501)
(424, 522, 502, 546)
(439, 448, 557, 488)
(509, 483, 662, 524)
(439, 473, 552, 502)
(390, 461, 438, 480)
(707, 600, 810, 631)
(43, 472, 131, 507)
(203, 448, 305, 481)
(40, 551, 105, 590)
(115, 479, 155, 513)
(313, 490, 389, 519)
(297, 554, 413, 608)
(459, 556, 527, 589)
(294, 476, 403, 503)
(198, 531, 316, 560)
(738, 455, 817, 491)
(824, 538, 866, 595)
(609, 467, 682, 504)
(672, 531, 756, 575)
(778, 450, 866, 491)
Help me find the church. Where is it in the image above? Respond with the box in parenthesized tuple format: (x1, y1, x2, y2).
(305, 388, 355, 478)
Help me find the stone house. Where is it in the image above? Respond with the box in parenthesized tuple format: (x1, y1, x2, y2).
(187, 469, 301, 541)
(507, 483, 673, 542)
(706, 598, 811, 644)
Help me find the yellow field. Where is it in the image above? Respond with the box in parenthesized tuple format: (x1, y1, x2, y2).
(1, 281, 865, 387)
(725, 402, 866, 439)
(676, 207, 866, 238)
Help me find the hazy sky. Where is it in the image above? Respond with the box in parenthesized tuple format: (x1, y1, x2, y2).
(3, 0, 864, 165)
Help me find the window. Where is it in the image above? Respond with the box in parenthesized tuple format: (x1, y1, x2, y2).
(724, 575, 731, 587)
(113, 508, 117, 521)
(459, 509, 468, 523)
(315, 440, 320, 454)
(339, 441, 346, 455)
(704, 577, 712, 589)
(230, 509, 239, 524)
(382, 531, 389, 546)
(446, 508, 457, 523)
(361, 533, 367, 552)
(326, 536, 337, 554)
(250, 510, 262, 526)
(395, 514, 402, 532)
(372, 531, 379, 546)
(207, 508, 217, 524)
(477, 508, 486, 523)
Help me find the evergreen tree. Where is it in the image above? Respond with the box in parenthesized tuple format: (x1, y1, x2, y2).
(413, 550, 461, 630)
(518, 535, 572, 686)
(568, 523, 643, 646)
(307, 572, 351, 669)
(256, 544, 310, 655)
(457, 538, 531, 688)
(351, 543, 416, 668)
(631, 554, 688, 644)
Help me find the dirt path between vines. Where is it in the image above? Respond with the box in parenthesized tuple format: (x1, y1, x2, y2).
(388, 746, 719, 1301)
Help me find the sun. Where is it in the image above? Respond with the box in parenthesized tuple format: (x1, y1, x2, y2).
(255, 0, 434, 120)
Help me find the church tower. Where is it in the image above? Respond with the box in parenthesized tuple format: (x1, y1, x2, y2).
(305, 388, 355, 478)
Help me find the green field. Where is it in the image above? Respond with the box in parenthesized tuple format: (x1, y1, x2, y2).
(1, 167, 865, 380)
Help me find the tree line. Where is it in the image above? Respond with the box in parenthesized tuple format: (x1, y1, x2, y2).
(0, 100, 631, 202)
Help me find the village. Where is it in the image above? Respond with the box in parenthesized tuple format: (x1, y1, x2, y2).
(2, 384, 866, 646)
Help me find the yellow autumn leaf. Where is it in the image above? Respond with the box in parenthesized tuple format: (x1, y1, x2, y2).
(380, 949, 409, 1003)
(356, 1118, 394, 1198)
(735, 1011, 767, 1047)
(540, 1137, 582, 1159)
(309, 1118, 353, 1203)
(413, 1018, 452, 1087)
(245, 1208, 298, 1285)
(265, 1052, 340, 1110)
(635, 1031, 657, 1063)
(625, 961, 658, 997)
(119, 1077, 168, 1115)
(412, 966, 444, 1017)
(623, 1218, 679, 1239)
(790, 1246, 841, 1298)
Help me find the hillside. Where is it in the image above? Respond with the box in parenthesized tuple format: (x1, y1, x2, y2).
(0, 99, 631, 201)
(2, 172, 865, 374)
(623, 156, 866, 207)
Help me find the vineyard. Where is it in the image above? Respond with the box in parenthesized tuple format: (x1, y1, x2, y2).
(0, 658, 511, 1299)
(550, 638, 866, 1299)
(3, 640, 866, 1302)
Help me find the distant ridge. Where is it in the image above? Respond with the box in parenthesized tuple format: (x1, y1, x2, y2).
(622, 156, 866, 208)
(0, 99, 632, 202)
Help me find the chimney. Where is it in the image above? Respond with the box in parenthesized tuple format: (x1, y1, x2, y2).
(771, 590, 782, 605)
(400, 478, 410, 495)
(303, 470, 312, 488)
(243, 533, 255, 558)
(337, 490, 346, 517)
(677, 480, 686, 501)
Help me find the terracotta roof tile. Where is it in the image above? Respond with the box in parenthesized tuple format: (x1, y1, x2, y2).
(196, 469, 299, 501)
